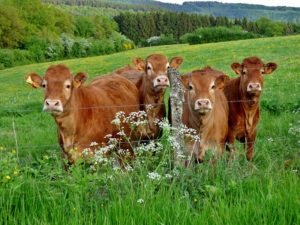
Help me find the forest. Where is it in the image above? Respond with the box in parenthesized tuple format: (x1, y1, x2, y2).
(1, 0, 300, 69)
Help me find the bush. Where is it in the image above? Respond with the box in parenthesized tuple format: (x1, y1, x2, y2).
(0, 49, 35, 69)
(183, 26, 260, 45)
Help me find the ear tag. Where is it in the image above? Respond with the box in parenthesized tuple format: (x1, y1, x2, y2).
(74, 81, 81, 88)
(26, 76, 33, 84)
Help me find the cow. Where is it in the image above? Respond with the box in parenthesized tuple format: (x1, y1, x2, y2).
(223, 57, 277, 161)
(25, 64, 140, 167)
(130, 54, 184, 139)
(90, 54, 184, 139)
(181, 67, 230, 165)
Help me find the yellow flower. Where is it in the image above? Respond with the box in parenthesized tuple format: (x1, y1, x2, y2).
(6, 176, 11, 180)
(101, 203, 104, 207)
(74, 147, 78, 150)
(0, 146, 3, 150)
(44, 155, 49, 160)
(14, 171, 19, 175)
(194, 198, 198, 203)
(78, 153, 82, 157)
(12, 150, 16, 154)
(73, 208, 76, 211)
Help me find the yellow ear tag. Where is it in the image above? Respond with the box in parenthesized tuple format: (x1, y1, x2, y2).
(26, 76, 33, 84)
(74, 81, 81, 88)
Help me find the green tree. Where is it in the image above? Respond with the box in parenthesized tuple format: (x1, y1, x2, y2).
(0, 4, 25, 48)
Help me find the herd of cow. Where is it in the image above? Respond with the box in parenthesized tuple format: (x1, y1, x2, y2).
(25, 54, 277, 169)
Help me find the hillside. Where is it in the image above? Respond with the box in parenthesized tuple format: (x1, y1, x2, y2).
(0, 36, 299, 224)
(44, 0, 300, 22)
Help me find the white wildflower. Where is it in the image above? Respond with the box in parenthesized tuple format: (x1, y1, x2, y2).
(111, 118, 121, 126)
(164, 174, 172, 178)
(90, 142, 98, 146)
(147, 172, 161, 181)
(104, 134, 112, 139)
(125, 165, 133, 172)
(117, 131, 126, 136)
(267, 137, 274, 142)
(137, 199, 144, 203)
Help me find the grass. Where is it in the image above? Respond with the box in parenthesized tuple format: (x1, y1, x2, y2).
(0, 36, 299, 224)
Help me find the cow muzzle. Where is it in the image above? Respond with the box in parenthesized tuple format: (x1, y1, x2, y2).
(154, 75, 170, 88)
(247, 83, 262, 94)
(43, 99, 63, 115)
(194, 99, 212, 114)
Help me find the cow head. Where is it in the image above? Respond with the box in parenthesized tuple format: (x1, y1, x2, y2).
(182, 68, 230, 116)
(132, 54, 183, 92)
(231, 57, 277, 98)
(25, 64, 88, 116)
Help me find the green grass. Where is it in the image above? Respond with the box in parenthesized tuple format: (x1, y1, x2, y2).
(0, 36, 299, 224)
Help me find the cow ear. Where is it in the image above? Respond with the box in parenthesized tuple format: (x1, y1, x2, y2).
(74, 72, 88, 88)
(215, 75, 230, 90)
(231, 63, 242, 75)
(181, 74, 190, 90)
(170, 56, 184, 69)
(25, 73, 43, 88)
(132, 57, 146, 71)
(264, 62, 277, 74)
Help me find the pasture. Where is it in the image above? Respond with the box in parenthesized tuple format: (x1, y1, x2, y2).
(0, 36, 299, 224)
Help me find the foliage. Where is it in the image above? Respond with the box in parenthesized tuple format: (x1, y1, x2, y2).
(114, 11, 300, 45)
(0, 4, 25, 48)
(185, 26, 259, 45)
(0, 35, 299, 224)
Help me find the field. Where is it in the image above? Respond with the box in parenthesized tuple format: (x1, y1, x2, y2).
(0, 36, 299, 224)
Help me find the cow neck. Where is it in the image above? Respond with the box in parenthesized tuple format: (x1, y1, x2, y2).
(238, 79, 260, 135)
(53, 89, 78, 146)
(140, 77, 166, 115)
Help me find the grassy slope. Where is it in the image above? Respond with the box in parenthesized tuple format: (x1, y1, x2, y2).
(0, 36, 299, 224)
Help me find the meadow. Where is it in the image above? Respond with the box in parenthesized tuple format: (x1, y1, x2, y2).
(0, 36, 299, 224)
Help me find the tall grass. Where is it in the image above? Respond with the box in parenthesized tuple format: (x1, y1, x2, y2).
(0, 35, 299, 224)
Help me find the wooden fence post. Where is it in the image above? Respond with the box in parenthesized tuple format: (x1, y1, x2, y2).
(168, 68, 185, 166)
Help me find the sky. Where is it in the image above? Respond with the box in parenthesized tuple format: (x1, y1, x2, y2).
(157, 0, 300, 7)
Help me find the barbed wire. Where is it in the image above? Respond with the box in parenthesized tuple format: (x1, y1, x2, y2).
(1, 136, 298, 151)
(0, 97, 299, 113)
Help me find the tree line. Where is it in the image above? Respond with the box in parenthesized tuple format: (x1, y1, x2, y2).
(114, 11, 300, 44)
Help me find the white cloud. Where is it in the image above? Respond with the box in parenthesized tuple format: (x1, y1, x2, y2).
(156, 0, 300, 7)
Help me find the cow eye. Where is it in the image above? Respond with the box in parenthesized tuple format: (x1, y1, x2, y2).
(211, 85, 215, 89)
(147, 66, 151, 70)
(242, 71, 246, 75)
(66, 84, 71, 89)
(189, 84, 193, 90)
(42, 84, 46, 88)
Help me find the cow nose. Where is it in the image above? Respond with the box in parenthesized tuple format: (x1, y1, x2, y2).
(154, 75, 170, 87)
(195, 99, 211, 110)
(45, 100, 59, 107)
(43, 99, 63, 113)
(247, 83, 261, 92)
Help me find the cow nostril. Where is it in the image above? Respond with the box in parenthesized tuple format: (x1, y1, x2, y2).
(55, 102, 59, 106)
(165, 78, 168, 82)
(205, 101, 209, 105)
(46, 101, 49, 106)
(249, 84, 253, 89)
(157, 79, 161, 83)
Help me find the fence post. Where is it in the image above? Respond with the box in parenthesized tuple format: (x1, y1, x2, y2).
(168, 68, 185, 167)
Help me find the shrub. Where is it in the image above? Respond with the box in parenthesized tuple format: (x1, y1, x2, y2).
(0, 49, 35, 69)
(183, 26, 259, 45)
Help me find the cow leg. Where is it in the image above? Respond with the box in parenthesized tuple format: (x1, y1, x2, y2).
(246, 128, 257, 161)
(226, 130, 236, 159)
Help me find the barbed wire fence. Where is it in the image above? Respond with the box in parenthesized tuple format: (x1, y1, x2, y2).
(0, 67, 299, 164)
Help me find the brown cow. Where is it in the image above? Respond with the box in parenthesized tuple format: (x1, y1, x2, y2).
(181, 67, 230, 165)
(91, 54, 184, 139)
(25, 64, 140, 166)
(223, 57, 277, 161)
(130, 54, 184, 138)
